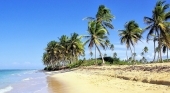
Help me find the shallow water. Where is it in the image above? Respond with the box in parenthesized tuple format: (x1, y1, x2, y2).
(0, 69, 49, 93)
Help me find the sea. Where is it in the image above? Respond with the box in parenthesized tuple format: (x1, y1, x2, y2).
(0, 69, 49, 93)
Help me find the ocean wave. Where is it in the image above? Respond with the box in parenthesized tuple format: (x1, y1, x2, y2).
(22, 78, 32, 81)
(0, 86, 13, 93)
(33, 85, 48, 93)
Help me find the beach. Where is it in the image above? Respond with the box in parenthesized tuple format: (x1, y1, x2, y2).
(47, 63, 170, 93)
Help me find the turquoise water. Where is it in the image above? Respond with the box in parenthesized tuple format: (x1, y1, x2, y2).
(0, 69, 48, 93)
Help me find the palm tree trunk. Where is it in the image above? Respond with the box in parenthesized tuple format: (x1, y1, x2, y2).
(126, 48, 128, 60)
(153, 40, 156, 62)
(159, 41, 163, 62)
(159, 33, 163, 62)
(157, 50, 160, 62)
(130, 46, 133, 62)
(95, 46, 97, 64)
(95, 43, 105, 64)
(167, 47, 168, 61)
(134, 46, 135, 62)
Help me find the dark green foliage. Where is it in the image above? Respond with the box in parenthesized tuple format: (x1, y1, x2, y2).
(44, 66, 60, 71)
(97, 57, 119, 64)
(67, 59, 103, 69)
(68, 60, 84, 69)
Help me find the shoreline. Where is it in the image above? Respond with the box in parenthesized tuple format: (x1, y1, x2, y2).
(47, 63, 170, 93)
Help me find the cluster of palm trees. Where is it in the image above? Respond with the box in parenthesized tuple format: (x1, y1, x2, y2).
(144, 0, 170, 62)
(42, 0, 170, 69)
(119, 0, 170, 63)
(42, 33, 84, 68)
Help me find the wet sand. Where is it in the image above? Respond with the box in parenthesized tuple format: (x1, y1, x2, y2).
(47, 63, 170, 93)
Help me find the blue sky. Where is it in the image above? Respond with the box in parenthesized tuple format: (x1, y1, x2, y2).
(0, 0, 170, 69)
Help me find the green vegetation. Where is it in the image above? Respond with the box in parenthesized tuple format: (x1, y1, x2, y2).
(42, 1, 170, 71)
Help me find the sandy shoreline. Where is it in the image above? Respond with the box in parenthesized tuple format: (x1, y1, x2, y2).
(47, 63, 170, 93)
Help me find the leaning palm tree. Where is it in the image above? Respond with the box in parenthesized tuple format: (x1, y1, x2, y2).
(119, 20, 142, 62)
(144, 0, 170, 62)
(84, 20, 109, 64)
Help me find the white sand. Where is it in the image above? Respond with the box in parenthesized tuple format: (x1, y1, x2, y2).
(48, 63, 170, 93)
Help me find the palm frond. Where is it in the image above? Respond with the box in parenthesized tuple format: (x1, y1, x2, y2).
(144, 17, 154, 24)
(102, 22, 114, 29)
(82, 17, 95, 21)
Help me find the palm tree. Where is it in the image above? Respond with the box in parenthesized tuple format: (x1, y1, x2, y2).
(141, 52, 144, 56)
(162, 39, 169, 61)
(83, 5, 114, 34)
(58, 35, 70, 61)
(42, 52, 50, 67)
(132, 52, 137, 61)
(68, 33, 84, 63)
(84, 21, 109, 64)
(143, 46, 148, 53)
(144, 0, 170, 62)
(119, 20, 142, 62)
(142, 57, 147, 63)
(110, 44, 114, 51)
(113, 52, 117, 58)
(90, 51, 93, 59)
(45, 41, 58, 69)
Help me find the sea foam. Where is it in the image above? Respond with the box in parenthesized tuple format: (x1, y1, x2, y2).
(0, 86, 13, 93)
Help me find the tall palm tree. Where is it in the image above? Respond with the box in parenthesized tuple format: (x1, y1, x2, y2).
(119, 20, 142, 62)
(144, 0, 170, 62)
(84, 21, 109, 64)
